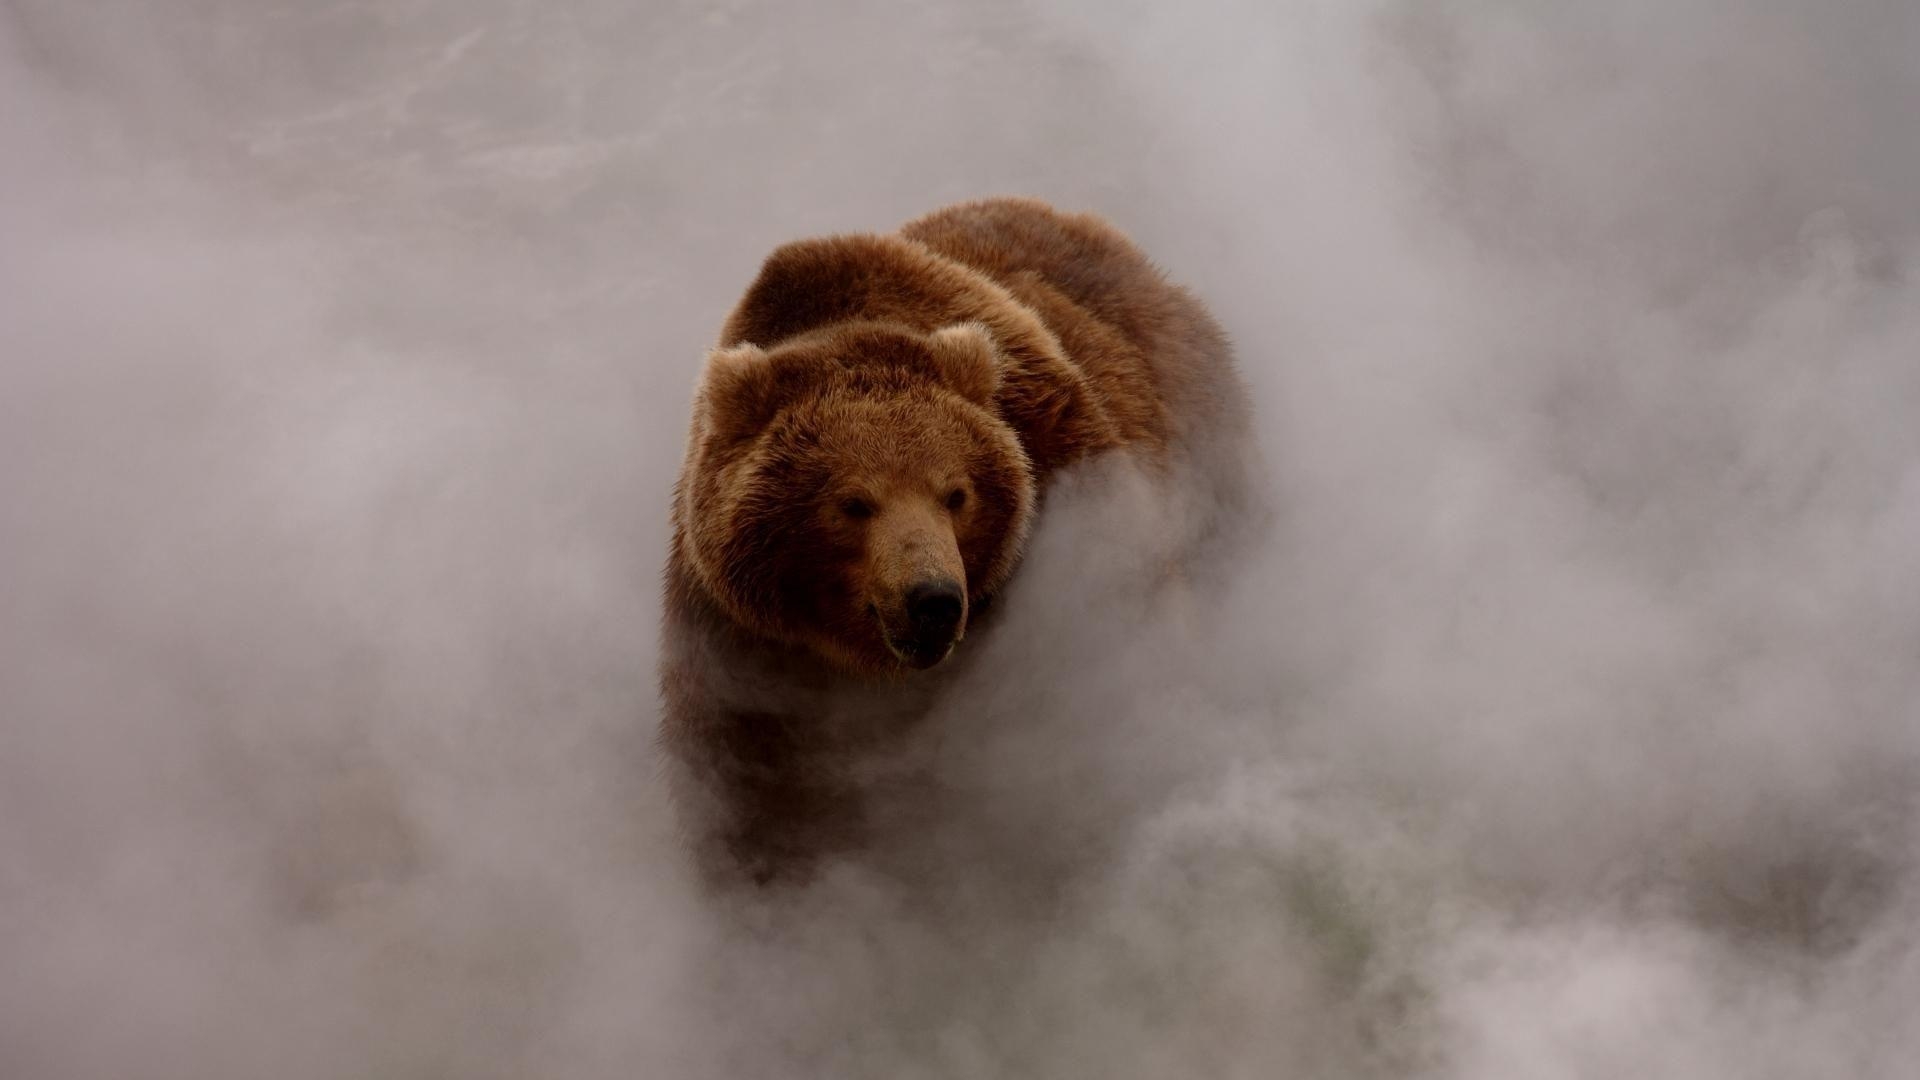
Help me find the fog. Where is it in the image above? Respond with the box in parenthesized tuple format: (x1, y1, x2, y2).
(4, 1, 1918, 1076)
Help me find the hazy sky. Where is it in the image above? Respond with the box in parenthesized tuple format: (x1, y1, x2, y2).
(4, 2, 1918, 1077)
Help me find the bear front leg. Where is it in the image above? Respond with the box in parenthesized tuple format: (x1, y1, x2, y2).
(663, 702, 863, 888)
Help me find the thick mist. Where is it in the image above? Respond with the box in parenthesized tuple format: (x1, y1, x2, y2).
(4, 2, 1918, 1077)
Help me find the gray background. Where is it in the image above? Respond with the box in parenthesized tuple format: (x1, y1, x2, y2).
(4, 2, 1919, 1077)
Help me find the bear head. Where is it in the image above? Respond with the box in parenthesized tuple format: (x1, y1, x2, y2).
(678, 321, 1035, 675)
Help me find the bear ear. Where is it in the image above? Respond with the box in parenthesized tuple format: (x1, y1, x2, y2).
(696, 341, 780, 445)
(927, 322, 1002, 407)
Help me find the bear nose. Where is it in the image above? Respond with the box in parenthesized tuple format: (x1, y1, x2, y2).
(905, 579, 965, 638)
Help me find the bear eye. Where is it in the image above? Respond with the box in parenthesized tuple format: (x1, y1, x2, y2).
(945, 488, 968, 512)
(840, 497, 874, 520)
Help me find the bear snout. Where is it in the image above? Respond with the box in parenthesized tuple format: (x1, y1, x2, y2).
(906, 579, 964, 636)
(881, 577, 966, 669)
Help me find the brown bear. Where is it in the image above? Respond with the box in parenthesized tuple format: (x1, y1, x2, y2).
(659, 196, 1250, 885)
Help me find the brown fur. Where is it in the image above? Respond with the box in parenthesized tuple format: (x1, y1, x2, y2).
(660, 197, 1248, 885)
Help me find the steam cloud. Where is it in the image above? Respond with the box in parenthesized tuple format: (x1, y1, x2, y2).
(4, 1, 1918, 1077)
